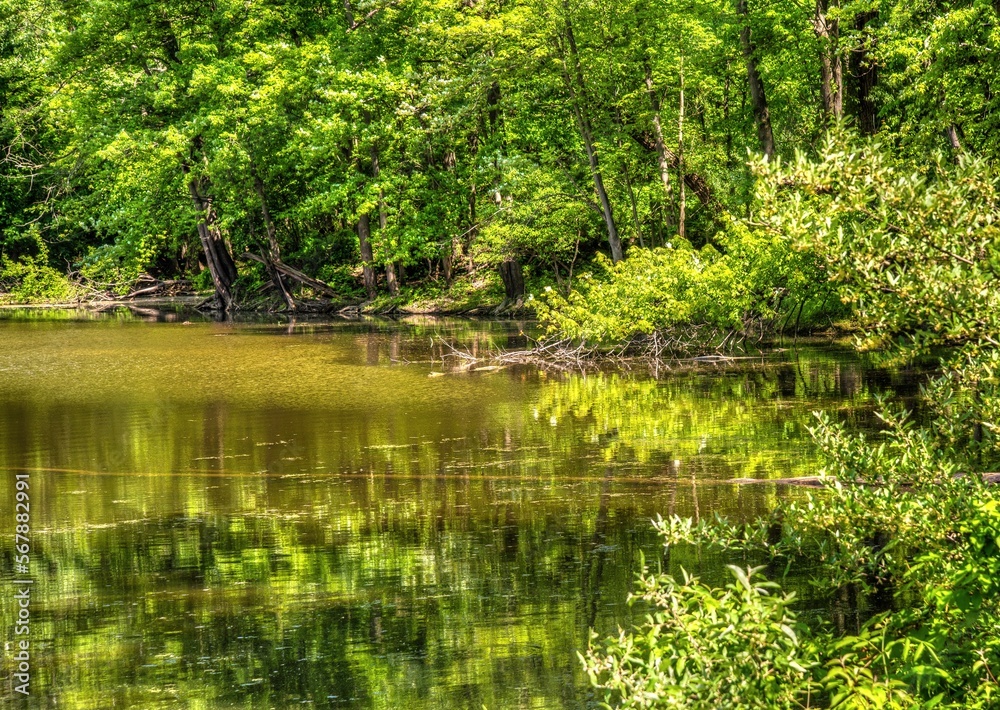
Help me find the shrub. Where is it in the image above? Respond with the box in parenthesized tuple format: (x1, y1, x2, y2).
(76, 240, 158, 296)
(535, 222, 837, 348)
(0, 228, 79, 303)
(582, 562, 819, 709)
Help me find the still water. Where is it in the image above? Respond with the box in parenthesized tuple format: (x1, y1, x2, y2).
(0, 310, 921, 709)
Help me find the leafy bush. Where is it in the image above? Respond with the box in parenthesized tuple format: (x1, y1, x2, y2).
(583, 136, 1000, 708)
(77, 241, 158, 296)
(535, 222, 837, 346)
(0, 228, 79, 303)
(582, 563, 818, 709)
(473, 158, 595, 273)
(758, 135, 1000, 353)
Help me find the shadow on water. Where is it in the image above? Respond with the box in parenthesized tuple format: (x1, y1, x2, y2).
(0, 310, 930, 708)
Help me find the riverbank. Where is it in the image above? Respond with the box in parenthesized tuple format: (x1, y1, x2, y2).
(0, 293, 537, 322)
(0, 272, 536, 317)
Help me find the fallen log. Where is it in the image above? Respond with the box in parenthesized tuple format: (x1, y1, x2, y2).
(729, 476, 827, 487)
(729, 473, 1000, 487)
(240, 253, 339, 298)
(124, 279, 191, 299)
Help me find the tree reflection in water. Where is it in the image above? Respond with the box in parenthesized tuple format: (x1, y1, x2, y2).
(0, 312, 923, 708)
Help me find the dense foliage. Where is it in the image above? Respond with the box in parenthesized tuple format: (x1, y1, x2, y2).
(2, 0, 997, 312)
(6, 0, 1000, 702)
(534, 223, 835, 348)
(583, 143, 1000, 707)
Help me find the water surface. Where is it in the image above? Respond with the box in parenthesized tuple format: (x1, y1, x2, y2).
(0, 311, 920, 708)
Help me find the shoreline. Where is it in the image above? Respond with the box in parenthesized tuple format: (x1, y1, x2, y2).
(0, 293, 534, 318)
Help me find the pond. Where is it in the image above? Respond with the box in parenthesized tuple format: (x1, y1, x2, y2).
(0, 310, 923, 709)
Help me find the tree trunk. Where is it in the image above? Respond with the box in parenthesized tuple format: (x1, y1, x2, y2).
(371, 145, 398, 296)
(947, 124, 963, 153)
(644, 63, 675, 229)
(723, 67, 734, 167)
(443, 149, 459, 284)
(345, 2, 376, 299)
(487, 81, 501, 132)
(186, 171, 238, 311)
(443, 252, 454, 284)
(385, 263, 399, 295)
(499, 258, 525, 301)
(815, 0, 843, 122)
(358, 213, 376, 299)
(622, 159, 644, 248)
(678, 51, 686, 239)
(850, 10, 879, 135)
(559, 1, 624, 262)
(738, 0, 776, 159)
(465, 130, 480, 265)
(371, 145, 388, 233)
(253, 174, 296, 310)
(240, 252, 338, 297)
(467, 179, 478, 260)
(581, 119, 623, 262)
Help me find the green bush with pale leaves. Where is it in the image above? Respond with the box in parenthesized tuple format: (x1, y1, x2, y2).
(535, 222, 836, 346)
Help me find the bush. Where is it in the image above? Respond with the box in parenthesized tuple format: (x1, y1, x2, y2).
(535, 222, 837, 347)
(582, 563, 819, 709)
(76, 241, 158, 296)
(0, 228, 79, 303)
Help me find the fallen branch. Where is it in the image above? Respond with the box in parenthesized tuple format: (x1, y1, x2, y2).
(438, 336, 597, 371)
(433, 328, 792, 374)
(240, 253, 338, 298)
(125, 279, 191, 299)
(629, 130, 725, 217)
(729, 473, 1000, 487)
(729, 476, 830, 487)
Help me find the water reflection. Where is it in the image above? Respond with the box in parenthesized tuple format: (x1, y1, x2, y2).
(0, 311, 922, 708)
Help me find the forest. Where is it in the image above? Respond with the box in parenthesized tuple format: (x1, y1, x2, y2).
(3, 0, 1000, 708)
(0, 0, 987, 319)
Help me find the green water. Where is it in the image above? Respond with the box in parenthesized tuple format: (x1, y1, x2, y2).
(0, 310, 919, 709)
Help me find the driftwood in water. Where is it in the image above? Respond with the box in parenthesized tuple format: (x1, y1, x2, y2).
(240, 253, 338, 298)
(440, 336, 596, 371)
(730, 476, 829, 487)
(729, 473, 1000, 487)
